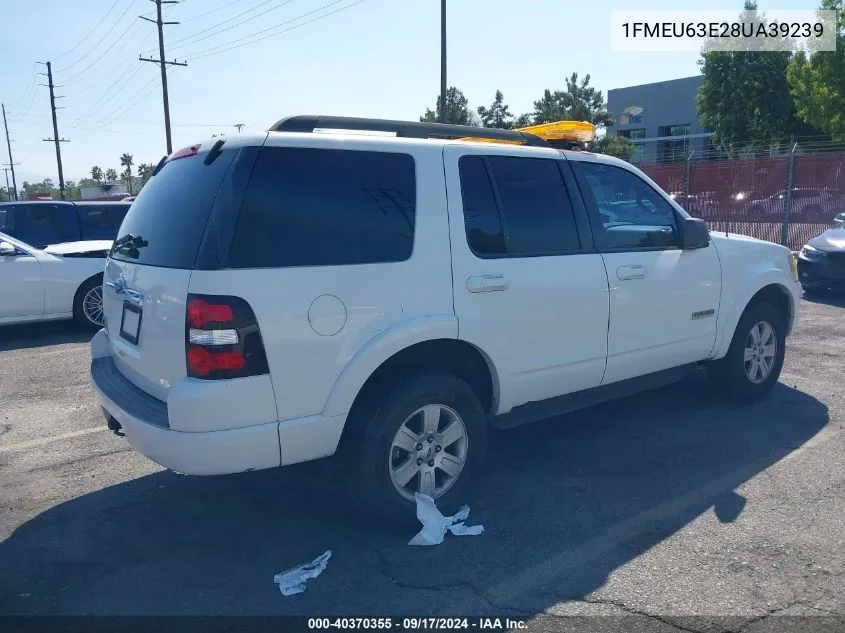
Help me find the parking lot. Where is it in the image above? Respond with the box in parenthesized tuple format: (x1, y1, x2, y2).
(1, 297, 844, 631)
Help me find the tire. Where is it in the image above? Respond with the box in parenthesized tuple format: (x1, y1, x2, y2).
(73, 275, 105, 331)
(349, 372, 488, 524)
(708, 301, 786, 403)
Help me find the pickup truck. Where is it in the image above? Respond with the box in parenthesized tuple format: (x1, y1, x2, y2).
(0, 200, 131, 249)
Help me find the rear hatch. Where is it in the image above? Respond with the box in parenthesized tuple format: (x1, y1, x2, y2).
(102, 141, 253, 402)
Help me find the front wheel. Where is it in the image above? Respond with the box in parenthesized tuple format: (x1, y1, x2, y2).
(708, 302, 786, 403)
(73, 275, 105, 331)
(353, 373, 488, 522)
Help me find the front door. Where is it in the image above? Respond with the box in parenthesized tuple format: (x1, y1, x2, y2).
(443, 146, 610, 414)
(0, 240, 43, 319)
(571, 158, 722, 385)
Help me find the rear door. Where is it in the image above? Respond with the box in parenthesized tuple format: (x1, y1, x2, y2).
(102, 146, 243, 402)
(444, 145, 610, 413)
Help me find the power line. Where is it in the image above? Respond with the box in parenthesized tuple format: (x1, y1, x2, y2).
(75, 73, 162, 134)
(180, 0, 253, 23)
(57, 0, 140, 74)
(186, 0, 366, 60)
(152, 0, 282, 53)
(58, 18, 146, 85)
(53, 0, 125, 61)
(68, 63, 148, 128)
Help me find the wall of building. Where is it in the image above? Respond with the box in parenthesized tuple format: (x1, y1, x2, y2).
(607, 75, 711, 165)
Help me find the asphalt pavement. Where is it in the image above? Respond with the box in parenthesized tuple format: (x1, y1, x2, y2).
(1, 296, 844, 632)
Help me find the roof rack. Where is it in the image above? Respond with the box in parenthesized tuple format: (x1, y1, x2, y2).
(269, 115, 552, 148)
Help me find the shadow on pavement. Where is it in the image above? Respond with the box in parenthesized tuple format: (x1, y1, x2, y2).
(802, 290, 845, 309)
(0, 321, 93, 352)
(0, 375, 829, 616)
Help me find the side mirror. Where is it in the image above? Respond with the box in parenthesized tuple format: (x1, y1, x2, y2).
(679, 217, 710, 250)
(834, 212, 845, 227)
(0, 241, 16, 256)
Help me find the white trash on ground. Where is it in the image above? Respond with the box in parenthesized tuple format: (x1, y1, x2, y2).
(408, 492, 484, 546)
(273, 550, 332, 596)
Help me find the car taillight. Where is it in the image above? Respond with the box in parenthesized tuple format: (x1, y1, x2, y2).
(185, 294, 269, 380)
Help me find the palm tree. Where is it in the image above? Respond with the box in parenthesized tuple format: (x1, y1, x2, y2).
(120, 153, 134, 195)
(91, 165, 103, 185)
(105, 168, 118, 183)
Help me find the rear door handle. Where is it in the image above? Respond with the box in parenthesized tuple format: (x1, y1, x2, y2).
(466, 274, 509, 293)
(617, 265, 646, 280)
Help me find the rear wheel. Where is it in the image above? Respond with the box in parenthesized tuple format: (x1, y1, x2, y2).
(74, 275, 105, 330)
(351, 372, 488, 522)
(708, 302, 786, 403)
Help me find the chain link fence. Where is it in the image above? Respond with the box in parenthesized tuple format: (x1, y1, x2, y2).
(633, 141, 845, 251)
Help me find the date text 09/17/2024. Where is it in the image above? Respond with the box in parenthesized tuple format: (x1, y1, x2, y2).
(306, 618, 528, 630)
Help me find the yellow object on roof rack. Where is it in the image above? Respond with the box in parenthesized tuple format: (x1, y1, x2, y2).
(460, 120, 597, 146)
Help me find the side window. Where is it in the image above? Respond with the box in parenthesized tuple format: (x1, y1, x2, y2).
(575, 162, 679, 250)
(78, 205, 112, 237)
(459, 156, 506, 255)
(458, 155, 580, 257)
(228, 147, 415, 269)
(16, 204, 73, 247)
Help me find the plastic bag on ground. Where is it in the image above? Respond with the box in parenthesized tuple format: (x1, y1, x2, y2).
(273, 550, 332, 595)
(408, 492, 484, 546)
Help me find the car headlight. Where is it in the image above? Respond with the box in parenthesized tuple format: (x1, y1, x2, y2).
(800, 244, 826, 261)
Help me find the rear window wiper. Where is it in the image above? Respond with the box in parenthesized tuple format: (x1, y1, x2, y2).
(112, 234, 149, 257)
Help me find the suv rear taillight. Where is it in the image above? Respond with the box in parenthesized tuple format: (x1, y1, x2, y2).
(185, 294, 269, 380)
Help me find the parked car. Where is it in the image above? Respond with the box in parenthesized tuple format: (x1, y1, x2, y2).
(89, 116, 802, 519)
(0, 231, 111, 329)
(743, 188, 845, 222)
(797, 212, 845, 293)
(0, 200, 131, 248)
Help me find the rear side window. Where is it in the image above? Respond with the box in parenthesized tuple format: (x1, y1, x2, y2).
(459, 155, 580, 256)
(111, 150, 237, 268)
(107, 204, 130, 228)
(228, 147, 416, 269)
(77, 205, 113, 238)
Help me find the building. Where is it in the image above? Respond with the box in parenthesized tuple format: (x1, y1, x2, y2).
(80, 183, 130, 201)
(607, 75, 712, 165)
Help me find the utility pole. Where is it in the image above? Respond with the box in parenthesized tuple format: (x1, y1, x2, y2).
(233, 123, 245, 133)
(1, 104, 18, 200)
(2, 167, 12, 200)
(39, 62, 70, 200)
(439, 0, 447, 124)
(140, 0, 187, 155)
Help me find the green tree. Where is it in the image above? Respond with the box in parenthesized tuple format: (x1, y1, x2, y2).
(137, 162, 154, 188)
(477, 90, 514, 129)
(697, 1, 818, 148)
(591, 134, 635, 161)
(787, 0, 845, 140)
(91, 165, 103, 184)
(105, 168, 118, 183)
(512, 113, 534, 128)
(420, 87, 476, 126)
(120, 153, 134, 195)
(532, 73, 613, 126)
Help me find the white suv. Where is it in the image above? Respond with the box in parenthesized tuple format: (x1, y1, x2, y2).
(90, 116, 802, 516)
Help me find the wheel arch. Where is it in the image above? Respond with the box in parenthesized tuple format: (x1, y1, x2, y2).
(712, 281, 795, 359)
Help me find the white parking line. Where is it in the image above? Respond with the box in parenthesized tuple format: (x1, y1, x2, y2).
(0, 426, 107, 453)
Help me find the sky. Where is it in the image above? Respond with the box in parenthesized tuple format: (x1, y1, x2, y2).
(0, 0, 821, 187)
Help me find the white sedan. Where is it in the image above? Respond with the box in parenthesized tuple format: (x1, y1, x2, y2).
(0, 231, 111, 329)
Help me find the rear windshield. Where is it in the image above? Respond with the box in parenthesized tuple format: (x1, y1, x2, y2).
(110, 150, 236, 268)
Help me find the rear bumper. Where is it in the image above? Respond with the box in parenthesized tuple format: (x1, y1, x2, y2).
(89, 329, 346, 475)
